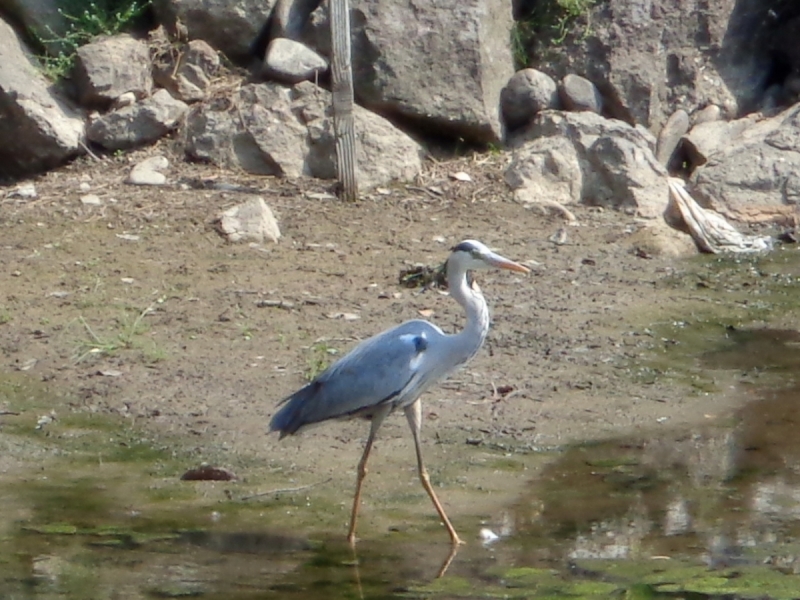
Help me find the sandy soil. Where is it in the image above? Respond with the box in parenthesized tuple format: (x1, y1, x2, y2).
(0, 149, 745, 530)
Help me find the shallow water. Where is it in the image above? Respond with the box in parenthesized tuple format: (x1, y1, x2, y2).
(2, 325, 800, 599)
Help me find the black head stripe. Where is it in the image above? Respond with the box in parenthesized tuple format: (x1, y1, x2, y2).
(451, 241, 478, 253)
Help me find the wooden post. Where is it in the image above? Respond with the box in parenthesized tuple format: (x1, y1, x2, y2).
(329, 0, 358, 201)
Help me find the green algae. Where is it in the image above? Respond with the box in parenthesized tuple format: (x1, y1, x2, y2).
(629, 249, 800, 391)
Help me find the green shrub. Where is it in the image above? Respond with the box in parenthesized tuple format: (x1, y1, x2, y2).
(35, 0, 150, 80)
(512, 0, 597, 68)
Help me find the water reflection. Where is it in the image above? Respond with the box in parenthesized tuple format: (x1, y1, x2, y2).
(3, 329, 800, 598)
(510, 328, 800, 579)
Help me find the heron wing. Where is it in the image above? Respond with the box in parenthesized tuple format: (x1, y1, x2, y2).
(269, 320, 441, 436)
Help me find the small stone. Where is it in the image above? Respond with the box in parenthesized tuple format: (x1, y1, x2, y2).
(127, 169, 167, 186)
(112, 92, 137, 109)
(450, 171, 472, 182)
(80, 194, 102, 206)
(98, 369, 123, 377)
(127, 155, 170, 186)
(501, 68, 560, 129)
(215, 196, 281, 243)
(549, 228, 568, 245)
(559, 74, 603, 114)
(326, 312, 360, 321)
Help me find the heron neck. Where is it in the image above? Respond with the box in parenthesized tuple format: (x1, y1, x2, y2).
(446, 261, 490, 365)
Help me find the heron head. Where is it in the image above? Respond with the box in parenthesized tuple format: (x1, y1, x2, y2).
(449, 240, 530, 273)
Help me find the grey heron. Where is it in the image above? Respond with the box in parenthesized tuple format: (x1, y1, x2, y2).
(270, 240, 529, 546)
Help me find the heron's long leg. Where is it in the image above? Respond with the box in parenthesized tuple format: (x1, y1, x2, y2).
(404, 399, 464, 546)
(348, 405, 390, 546)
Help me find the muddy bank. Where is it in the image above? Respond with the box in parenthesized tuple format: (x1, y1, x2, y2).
(1, 155, 799, 538)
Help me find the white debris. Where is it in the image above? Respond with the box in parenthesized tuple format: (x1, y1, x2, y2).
(6, 183, 37, 199)
(36, 411, 57, 430)
(480, 528, 500, 546)
(667, 178, 773, 253)
(98, 369, 123, 377)
(17, 358, 37, 371)
(450, 171, 472, 182)
(326, 312, 361, 321)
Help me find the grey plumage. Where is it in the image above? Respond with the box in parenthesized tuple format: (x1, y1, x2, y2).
(268, 239, 529, 546)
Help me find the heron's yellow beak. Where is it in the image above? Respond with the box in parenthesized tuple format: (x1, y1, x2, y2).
(498, 260, 530, 274)
(486, 252, 531, 274)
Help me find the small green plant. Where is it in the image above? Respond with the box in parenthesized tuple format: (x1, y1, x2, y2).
(35, 0, 150, 80)
(139, 340, 168, 364)
(0, 307, 11, 325)
(73, 303, 154, 363)
(304, 341, 338, 381)
(512, 0, 597, 68)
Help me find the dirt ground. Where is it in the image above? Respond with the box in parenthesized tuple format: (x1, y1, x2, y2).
(0, 149, 748, 527)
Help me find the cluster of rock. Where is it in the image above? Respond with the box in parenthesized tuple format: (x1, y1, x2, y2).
(504, 0, 800, 225)
(1, 0, 799, 234)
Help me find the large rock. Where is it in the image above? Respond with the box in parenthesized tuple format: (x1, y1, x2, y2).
(87, 89, 189, 150)
(656, 108, 689, 167)
(534, 0, 776, 130)
(0, 17, 84, 178)
(507, 111, 668, 217)
(681, 114, 759, 169)
(262, 38, 328, 84)
(152, 0, 276, 61)
(73, 35, 152, 109)
(184, 81, 423, 188)
(302, 0, 514, 143)
(504, 136, 582, 206)
(689, 104, 800, 224)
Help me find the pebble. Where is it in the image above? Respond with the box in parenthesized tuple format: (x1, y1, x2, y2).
(80, 194, 102, 206)
(127, 155, 169, 186)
